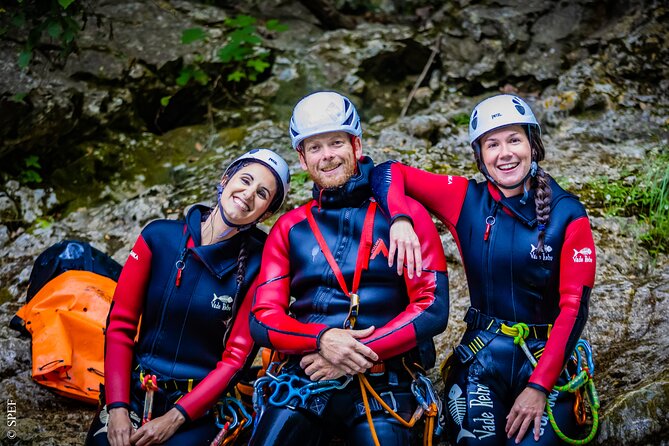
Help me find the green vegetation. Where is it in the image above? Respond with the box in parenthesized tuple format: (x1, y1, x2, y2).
(160, 15, 287, 106)
(587, 151, 669, 256)
(20, 155, 43, 184)
(1, 0, 95, 68)
(290, 171, 311, 187)
(451, 112, 470, 127)
(180, 15, 286, 83)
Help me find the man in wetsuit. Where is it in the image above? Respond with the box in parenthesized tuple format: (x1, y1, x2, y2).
(248, 91, 450, 446)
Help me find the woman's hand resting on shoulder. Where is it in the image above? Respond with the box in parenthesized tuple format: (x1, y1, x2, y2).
(388, 217, 422, 278)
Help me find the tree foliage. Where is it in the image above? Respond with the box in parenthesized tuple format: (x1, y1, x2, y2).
(0, 0, 99, 68)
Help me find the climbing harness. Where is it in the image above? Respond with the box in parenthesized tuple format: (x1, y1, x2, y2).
(508, 323, 600, 445)
(357, 362, 442, 446)
(211, 396, 253, 446)
(305, 199, 441, 445)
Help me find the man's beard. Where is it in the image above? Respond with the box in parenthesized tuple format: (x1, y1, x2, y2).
(312, 160, 356, 189)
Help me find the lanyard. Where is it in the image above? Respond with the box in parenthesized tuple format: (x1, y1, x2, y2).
(305, 200, 377, 329)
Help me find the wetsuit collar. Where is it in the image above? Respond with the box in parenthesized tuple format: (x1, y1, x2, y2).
(312, 156, 375, 209)
(486, 182, 537, 227)
(185, 204, 244, 279)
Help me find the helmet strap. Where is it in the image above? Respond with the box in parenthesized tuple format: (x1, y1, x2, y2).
(216, 184, 255, 233)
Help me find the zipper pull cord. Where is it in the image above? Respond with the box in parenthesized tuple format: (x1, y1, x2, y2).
(175, 248, 187, 287)
(484, 202, 499, 241)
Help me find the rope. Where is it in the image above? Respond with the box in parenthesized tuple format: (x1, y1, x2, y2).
(507, 323, 599, 445)
(358, 375, 381, 446)
(357, 373, 438, 446)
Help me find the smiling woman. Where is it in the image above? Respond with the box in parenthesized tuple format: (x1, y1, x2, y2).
(480, 125, 532, 196)
(371, 94, 597, 445)
(85, 149, 290, 446)
(209, 162, 281, 240)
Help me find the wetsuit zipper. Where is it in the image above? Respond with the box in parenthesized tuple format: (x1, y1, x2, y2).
(149, 246, 189, 360)
(483, 201, 499, 315)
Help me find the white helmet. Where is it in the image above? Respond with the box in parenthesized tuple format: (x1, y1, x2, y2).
(469, 94, 541, 149)
(289, 91, 362, 150)
(224, 148, 290, 214)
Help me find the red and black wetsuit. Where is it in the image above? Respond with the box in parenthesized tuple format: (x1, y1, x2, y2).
(85, 204, 262, 445)
(248, 157, 449, 446)
(371, 161, 596, 445)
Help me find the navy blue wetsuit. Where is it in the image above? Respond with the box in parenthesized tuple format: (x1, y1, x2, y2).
(248, 157, 450, 446)
(85, 205, 263, 446)
(371, 162, 596, 445)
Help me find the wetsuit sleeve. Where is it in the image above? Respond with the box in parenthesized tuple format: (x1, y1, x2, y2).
(250, 210, 329, 353)
(104, 235, 152, 410)
(359, 200, 449, 359)
(371, 160, 469, 228)
(528, 216, 596, 393)
(174, 277, 259, 420)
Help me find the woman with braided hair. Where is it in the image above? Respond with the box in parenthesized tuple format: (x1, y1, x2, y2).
(85, 149, 290, 446)
(371, 94, 596, 445)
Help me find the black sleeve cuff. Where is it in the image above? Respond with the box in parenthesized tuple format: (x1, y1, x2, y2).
(173, 404, 191, 423)
(106, 402, 131, 411)
(316, 327, 331, 351)
(389, 214, 414, 226)
(526, 382, 550, 396)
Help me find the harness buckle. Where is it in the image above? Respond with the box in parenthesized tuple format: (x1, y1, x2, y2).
(454, 344, 474, 365)
(463, 307, 479, 325)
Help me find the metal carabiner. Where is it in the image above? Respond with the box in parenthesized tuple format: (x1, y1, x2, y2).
(574, 339, 595, 376)
(216, 402, 239, 429)
(344, 293, 360, 329)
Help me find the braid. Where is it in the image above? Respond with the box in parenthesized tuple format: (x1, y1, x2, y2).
(234, 235, 249, 301)
(534, 166, 552, 253)
(529, 125, 551, 253)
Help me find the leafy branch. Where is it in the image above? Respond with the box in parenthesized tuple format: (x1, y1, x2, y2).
(161, 15, 287, 106)
(1, 0, 98, 69)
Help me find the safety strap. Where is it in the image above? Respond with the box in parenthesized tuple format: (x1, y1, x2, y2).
(510, 325, 600, 445)
(305, 200, 377, 329)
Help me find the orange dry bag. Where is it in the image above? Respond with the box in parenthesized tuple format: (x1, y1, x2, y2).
(13, 270, 116, 404)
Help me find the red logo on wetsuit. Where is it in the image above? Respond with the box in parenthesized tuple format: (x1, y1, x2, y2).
(370, 238, 389, 260)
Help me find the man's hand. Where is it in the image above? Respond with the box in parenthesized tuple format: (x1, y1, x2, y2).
(505, 386, 547, 444)
(300, 352, 348, 381)
(388, 217, 422, 278)
(107, 407, 134, 446)
(318, 326, 378, 374)
(130, 407, 185, 446)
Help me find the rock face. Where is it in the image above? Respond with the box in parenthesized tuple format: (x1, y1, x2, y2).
(1, 0, 668, 445)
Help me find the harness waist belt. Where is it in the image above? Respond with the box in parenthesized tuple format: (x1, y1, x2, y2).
(463, 307, 552, 339)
